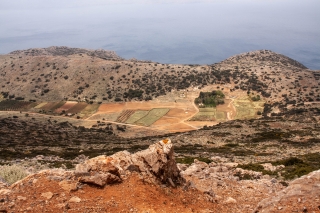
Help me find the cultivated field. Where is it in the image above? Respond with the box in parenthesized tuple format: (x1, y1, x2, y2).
(77, 103, 100, 118)
(125, 110, 149, 124)
(135, 108, 170, 126)
(55, 101, 78, 113)
(0, 89, 265, 134)
(0, 100, 37, 111)
(39, 101, 66, 112)
(34, 102, 48, 109)
(65, 102, 88, 114)
(234, 96, 264, 119)
(189, 108, 216, 121)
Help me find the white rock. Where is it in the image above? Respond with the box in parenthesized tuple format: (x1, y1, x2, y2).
(224, 197, 237, 204)
(41, 192, 53, 200)
(69, 196, 81, 203)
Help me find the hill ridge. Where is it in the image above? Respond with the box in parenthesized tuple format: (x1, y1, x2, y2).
(219, 49, 308, 69)
(9, 46, 122, 60)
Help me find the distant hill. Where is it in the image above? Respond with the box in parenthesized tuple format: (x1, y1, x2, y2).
(0, 47, 319, 113)
(9, 46, 122, 60)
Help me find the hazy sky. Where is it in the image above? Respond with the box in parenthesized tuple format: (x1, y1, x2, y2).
(0, 0, 319, 69)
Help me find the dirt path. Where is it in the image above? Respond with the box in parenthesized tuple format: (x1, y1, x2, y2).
(226, 98, 236, 120)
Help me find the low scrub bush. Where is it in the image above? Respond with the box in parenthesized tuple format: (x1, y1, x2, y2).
(0, 164, 28, 185)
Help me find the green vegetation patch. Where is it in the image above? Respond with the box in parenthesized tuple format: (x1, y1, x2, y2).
(233, 95, 264, 120)
(176, 157, 212, 165)
(237, 153, 320, 180)
(40, 101, 66, 112)
(88, 113, 120, 122)
(135, 108, 170, 126)
(125, 110, 149, 124)
(78, 103, 100, 118)
(234, 103, 257, 119)
(251, 130, 291, 143)
(195, 90, 225, 108)
(34, 102, 48, 109)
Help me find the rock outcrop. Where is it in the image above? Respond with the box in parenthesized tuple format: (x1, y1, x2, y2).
(75, 138, 184, 187)
(254, 169, 320, 213)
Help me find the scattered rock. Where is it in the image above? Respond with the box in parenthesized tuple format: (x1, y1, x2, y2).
(79, 172, 121, 187)
(254, 170, 320, 212)
(224, 197, 237, 204)
(75, 138, 184, 186)
(59, 180, 78, 192)
(69, 196, 81, 203)
(0, 189, 11, 195)
(41, 192, 53, 200)
(17, 196, 26, 201)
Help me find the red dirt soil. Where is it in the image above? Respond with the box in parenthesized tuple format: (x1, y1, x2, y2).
(1, 173, 220, 213)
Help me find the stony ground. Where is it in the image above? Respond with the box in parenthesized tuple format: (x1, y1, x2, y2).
(0, 140, 319, 213)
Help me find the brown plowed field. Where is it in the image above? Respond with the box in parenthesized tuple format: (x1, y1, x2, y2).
(55, 101, 78, 113)
(66, 102, 88, 114)
(98, 103, 125, 113)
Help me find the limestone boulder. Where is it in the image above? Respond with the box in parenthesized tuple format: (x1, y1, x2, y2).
(75, 138, 184, 187)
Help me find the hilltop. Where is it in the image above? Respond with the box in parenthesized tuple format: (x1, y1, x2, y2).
(0, 47, 318, 105)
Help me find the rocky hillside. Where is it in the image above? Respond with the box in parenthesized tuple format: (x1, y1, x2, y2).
(0, 139, 319, 212)
(0, 47, 319, 110)
(9, 46, 122, 60)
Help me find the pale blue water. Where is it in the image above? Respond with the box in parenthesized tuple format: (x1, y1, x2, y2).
(0, 0, 319, 69)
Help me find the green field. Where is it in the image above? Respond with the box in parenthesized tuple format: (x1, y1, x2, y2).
(215, 111, 226, 121)
(88, 113, 121, 122)
(189, 108, 216, 121)
(135, 108, 170, 126)
(234, 97, 264, 119)
(34, 102, 48, 109)
(125, 110, 149, 124)
(40, 101, 66, 112)
(77, 103, 100, 118)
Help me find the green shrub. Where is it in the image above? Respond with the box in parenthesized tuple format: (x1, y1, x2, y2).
(176, 157, 212, 165)
(0, 164, 28, 185)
